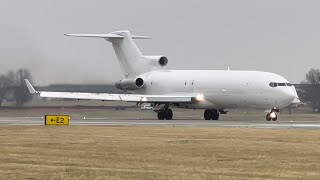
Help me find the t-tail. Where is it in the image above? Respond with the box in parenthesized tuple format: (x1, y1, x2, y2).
(65, 30, 168, 78)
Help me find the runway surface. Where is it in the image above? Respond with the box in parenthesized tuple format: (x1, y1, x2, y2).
(0, 117, 319, 129)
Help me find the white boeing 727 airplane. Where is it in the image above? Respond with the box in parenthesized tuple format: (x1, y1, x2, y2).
(25, 30, 299, 121)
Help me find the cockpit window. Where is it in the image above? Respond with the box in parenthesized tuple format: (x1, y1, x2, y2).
(269, 82, 278, 87)
(269, 82, 291, 87)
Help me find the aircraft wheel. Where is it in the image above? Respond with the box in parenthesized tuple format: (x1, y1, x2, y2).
(204, 109, 212, 120)
(165, 109, 173, 120)
(157, 111, 165, 120)
(266, 113, 271, 121)
(211, 110, 220, 120)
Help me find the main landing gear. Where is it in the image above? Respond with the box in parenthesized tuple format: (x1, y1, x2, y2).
(204, 109, 220, 120)
(266, 109, 278, 121)
(157, 108, 222, 120)
(157, 108, 173, 120)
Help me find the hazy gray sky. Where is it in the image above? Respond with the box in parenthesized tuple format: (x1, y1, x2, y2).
(1, 0, 320, 85)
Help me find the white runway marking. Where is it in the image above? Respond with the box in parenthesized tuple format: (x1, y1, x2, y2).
(81, 118, 110, 120)
(223, 123, 320, 128)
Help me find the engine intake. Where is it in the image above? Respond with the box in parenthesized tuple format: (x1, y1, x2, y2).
(115, 77, 145, 91)
(158, 56, 168, 66)
(144, 56, 168, 67)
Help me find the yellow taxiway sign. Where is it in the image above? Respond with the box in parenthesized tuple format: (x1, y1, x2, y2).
(45, 115, 69, 125)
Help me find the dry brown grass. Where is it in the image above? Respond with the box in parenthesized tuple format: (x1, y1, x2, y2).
(0, 126, 319, 180)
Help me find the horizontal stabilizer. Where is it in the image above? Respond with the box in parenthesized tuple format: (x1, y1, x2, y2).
(131, 35, 152, 39)
(65, 33, 124, 39)
(65, 33, 151, 39)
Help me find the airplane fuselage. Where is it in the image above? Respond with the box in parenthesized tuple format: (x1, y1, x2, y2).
(133, 70, 296, 110)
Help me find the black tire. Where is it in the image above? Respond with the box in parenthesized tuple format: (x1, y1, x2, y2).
(266, 114, 272, 121)
(166, 109, 173, 120)
(204, 109, 212, 120)
(157, 111, 165, 120)
(272, 116, 278, 121)
(211, 110, 220, 120)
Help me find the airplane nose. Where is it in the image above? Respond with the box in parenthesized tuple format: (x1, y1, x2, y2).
(275, 87, 296, 108)
(284, 88, 296, 101)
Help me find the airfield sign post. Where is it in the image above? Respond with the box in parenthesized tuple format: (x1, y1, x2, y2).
(45, 115, 69, 125)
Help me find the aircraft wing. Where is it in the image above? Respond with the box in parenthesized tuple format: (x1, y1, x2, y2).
(291, 85, 301, 104)
(24, 79, 193, 103)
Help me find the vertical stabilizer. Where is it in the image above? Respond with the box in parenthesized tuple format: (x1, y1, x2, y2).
(108, 31, 144, 77)
(65, 30, 162, 78)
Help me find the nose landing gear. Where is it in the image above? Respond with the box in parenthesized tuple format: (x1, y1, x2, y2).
(266, 109, 278, 121)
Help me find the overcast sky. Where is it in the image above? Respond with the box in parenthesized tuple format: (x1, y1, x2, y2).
(1, 0, 320, 85)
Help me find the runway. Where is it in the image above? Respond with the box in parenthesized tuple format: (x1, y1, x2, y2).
(0, 117, 320, 129)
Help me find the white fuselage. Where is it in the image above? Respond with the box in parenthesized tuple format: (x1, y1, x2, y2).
(132, 70, 296, 110)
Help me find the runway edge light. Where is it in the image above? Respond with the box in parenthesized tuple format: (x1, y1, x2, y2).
(45, 115, 69, 125)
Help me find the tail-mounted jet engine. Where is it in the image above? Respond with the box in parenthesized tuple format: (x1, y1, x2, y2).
(144, 56, 168, 67)
(115, 77, 145, 91)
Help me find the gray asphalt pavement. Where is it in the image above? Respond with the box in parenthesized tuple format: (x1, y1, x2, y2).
(0, 117, 319, 129)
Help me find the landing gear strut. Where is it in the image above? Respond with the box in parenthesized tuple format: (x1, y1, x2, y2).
(204, 109, 220, 120)
(157, 108, 173, 120)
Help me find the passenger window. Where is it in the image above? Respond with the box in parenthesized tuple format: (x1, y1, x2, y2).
(278, 83, 286, 86)
(286, 83, 291, 86)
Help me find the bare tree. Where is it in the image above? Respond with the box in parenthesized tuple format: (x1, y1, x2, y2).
(304, 68, 320, 112)
(306, 68, 320, 85)
(0, 71, 16, 106)
(13, 69, 33, 107)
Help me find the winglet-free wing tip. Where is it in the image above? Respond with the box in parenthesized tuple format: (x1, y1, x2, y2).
(24, 79, 37, 94)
